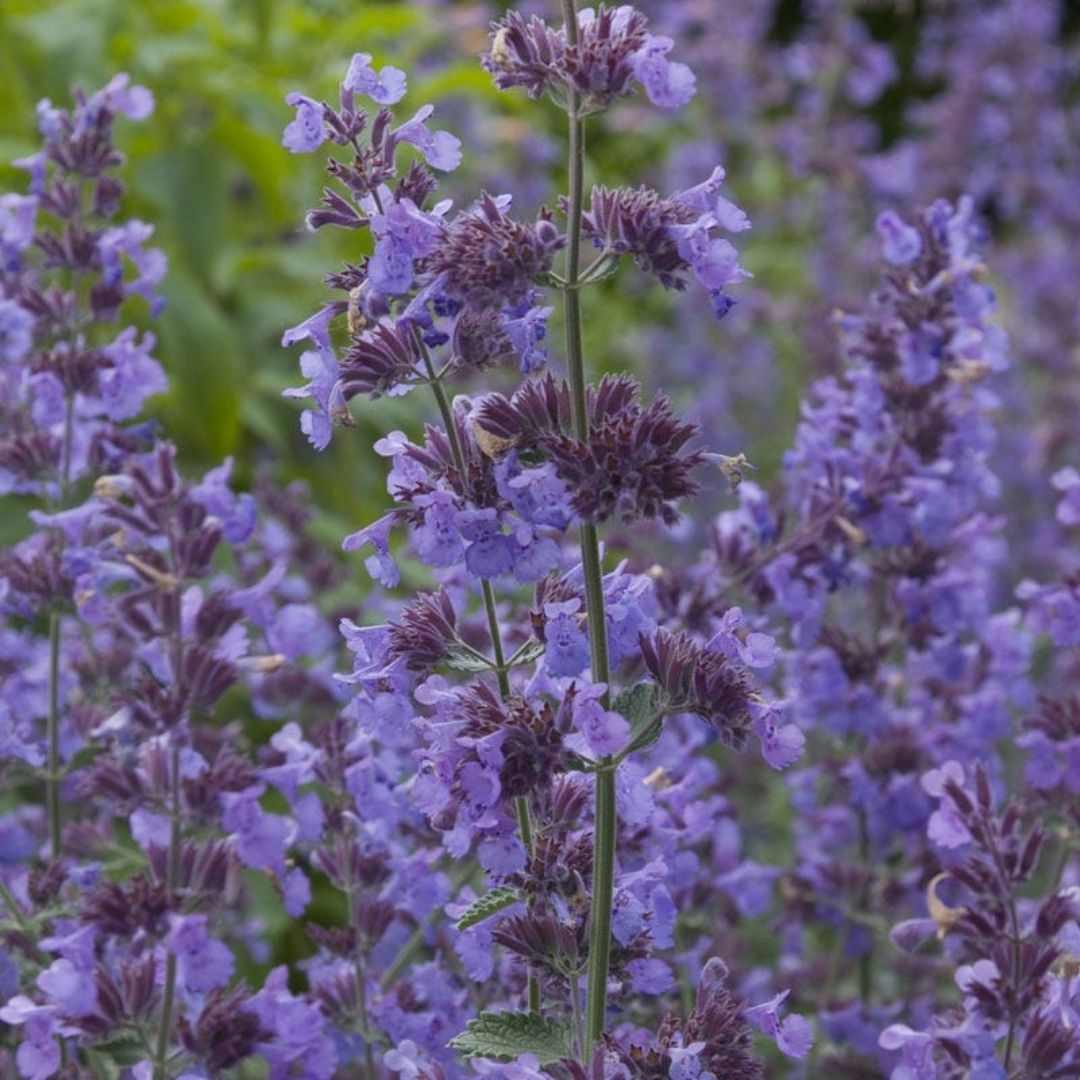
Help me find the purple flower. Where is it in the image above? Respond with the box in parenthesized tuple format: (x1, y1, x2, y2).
(283, 868, 311, 917)
(36, 958, 97, 1017)
(574, 684, 630, 757)
(457, 508, 515, 579)
(0, 997, 61, 1080)
(626, 957, 675, 994)
(368, 198, 448, 296)
(878, 1025, 934, 1077)
(282, 93, 327, 153)
(283, 349, 342, 451)
(169, 914, 235, 993)
(632, 35, 696, 108)
(0, 704, 44, 766)
(478, 833, 527, 878)
(745, 990, 813, 1059)
(384, 1039, 422, 1078)
(268, 603, 334, 661)
(99, 328, 168, 420)
(0, 298, 34, 363)
(750, 702, 805, 770)
(0, 193, 37, 266)
(191, 458, 257, 544)
(95, 73, 154, 120)
(412, 494, 464, 568)
(342, 512, 399, 586)
(222, 786, 291, 874)
(250, 967, 338, 1078)
(544, 599, 590, 677)
(97, 219, 167, 310)
(392, 105, 462, 171)
(502, 302, 553, 373)
(670, 220, 748, 292)
(343, 53, 408, 104)
(921, 761, 973, 848)
(898, 324, 943, 386)
(876, 209, 922, 266)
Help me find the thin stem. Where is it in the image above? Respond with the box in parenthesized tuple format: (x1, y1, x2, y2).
(585, 766, 616, 1046)
(416, 330, 540, 1009)
(153, 738, 182, 1080)
(153, 570, 186, 1080)
(569, 971, 584, 1059)
(560, 0, 617, 1051)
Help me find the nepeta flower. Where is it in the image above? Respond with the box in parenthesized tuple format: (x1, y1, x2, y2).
(344, 53, 408, 105)
(393, 105, 462, 171)
(425, 194, 563, 312)
(169, 915, 235, 994)
(640, 629, 773, 755)
(484, 5, 696, 113)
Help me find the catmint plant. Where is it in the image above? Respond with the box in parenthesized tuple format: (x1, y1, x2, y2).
(2, 2, 1078, 1079)
(281, 3, 811, 1074)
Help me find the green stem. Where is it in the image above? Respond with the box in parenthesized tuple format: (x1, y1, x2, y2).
(569, 970, 584, 1059)
(417, 333, 540, 1010)
(153, 579, 186, 1080)
(585, 766, 616, 1046)
(153, 740, 182, 1080)
(560, 0, 616, 1050)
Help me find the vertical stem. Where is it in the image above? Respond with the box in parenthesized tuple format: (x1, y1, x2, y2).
(153, 745, 181, 1080)
(569, 971, 584, 1059)
(560, 0, 616, 1051)
(154, 586, 184, 1080)
(417, 333, 539, 1009)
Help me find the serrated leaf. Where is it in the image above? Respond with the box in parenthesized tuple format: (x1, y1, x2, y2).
(613, 682, 663, 757)
(508, 638, 546, 668)
(449, 1011, 573, 1066)
(455, 887, 519, 930)
(612, 682, 658, 728)
(445, 646, 495, 674)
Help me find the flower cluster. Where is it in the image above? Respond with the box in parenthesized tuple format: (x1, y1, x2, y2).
(484, 5, 696, 112)
(2, 1, 1078, 1078)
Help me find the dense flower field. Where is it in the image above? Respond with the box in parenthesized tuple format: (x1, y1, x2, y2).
(1, 1, 1078, 1078)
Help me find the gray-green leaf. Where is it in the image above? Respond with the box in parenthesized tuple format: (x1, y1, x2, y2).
(449, 1011, 574, 1065)
(612, 682, 663, 756)
(454, 886, 520, 930)
(445, 645, 495, 673)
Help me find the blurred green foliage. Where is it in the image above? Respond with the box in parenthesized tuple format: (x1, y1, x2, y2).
(0, 0, 827, 536)
(0, 0, 515, 541)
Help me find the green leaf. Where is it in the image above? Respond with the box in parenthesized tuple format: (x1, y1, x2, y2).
(613, 682, 663, 757)
(83, 1030, 146, 1070)
(449, 1011, 574, 1066)
(454, 886, 519, 931)
(507, 638, 546, 668)
(445, 645, 495, 673)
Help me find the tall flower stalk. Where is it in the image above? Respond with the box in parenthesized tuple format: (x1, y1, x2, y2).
(556, 0, 616, 1050)
(280, 4, 776, 1071)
